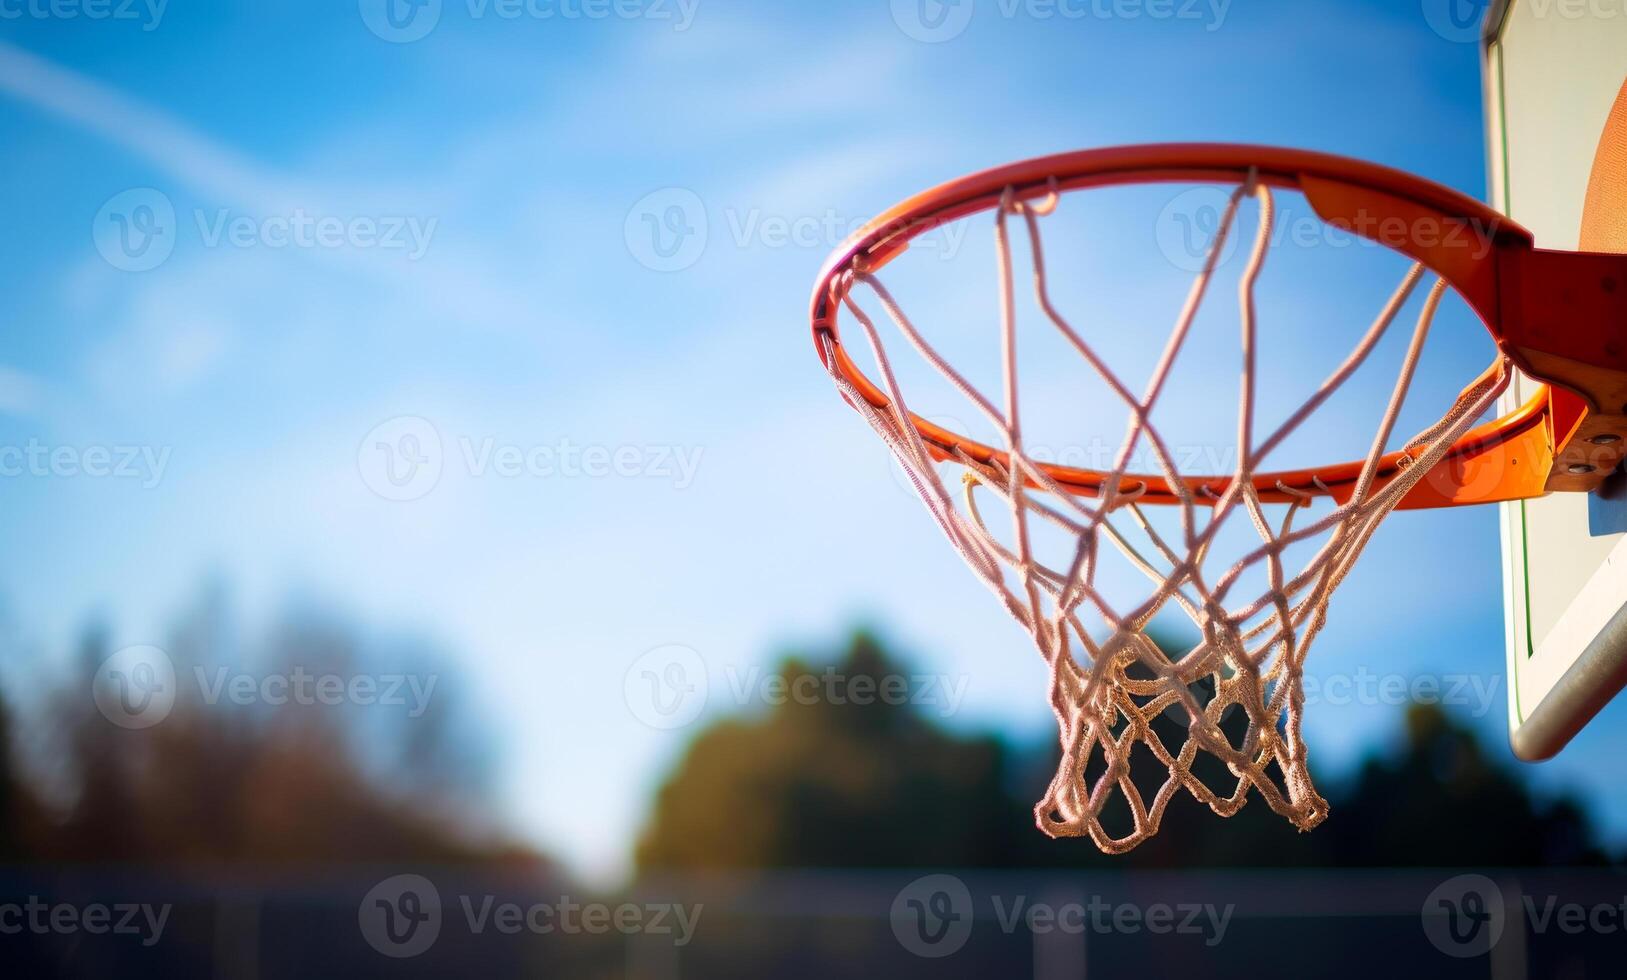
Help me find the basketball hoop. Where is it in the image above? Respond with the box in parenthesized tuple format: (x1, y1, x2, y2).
(809, 145, 1627, 852)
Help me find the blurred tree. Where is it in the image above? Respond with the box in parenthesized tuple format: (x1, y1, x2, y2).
(1315, 704, 1607, 867)
(0, 690, 44, 860)
(54, 622, 142, 862)
(637, 631, 1023, 870)
(0, 585, 574, 979)
(6, 584, 542, 869)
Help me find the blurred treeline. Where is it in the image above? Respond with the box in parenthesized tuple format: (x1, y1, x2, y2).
(639, 630, 1617, 871)
(0, 583, 538, 869)
(0, 591, 1617, 977)
(0, 596, 1613, 871)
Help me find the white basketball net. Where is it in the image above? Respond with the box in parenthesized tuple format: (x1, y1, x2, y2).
(821, 176, 1511, 852)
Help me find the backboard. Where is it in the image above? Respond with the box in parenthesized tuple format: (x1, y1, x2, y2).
(1486, 0, 1627, 760)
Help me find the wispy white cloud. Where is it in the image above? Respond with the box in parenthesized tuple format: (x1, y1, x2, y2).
(733, 136, 942, 216)
(546, 31, 917, 154)
(0, 40, 301, 208)
(0, 40, 544, 353)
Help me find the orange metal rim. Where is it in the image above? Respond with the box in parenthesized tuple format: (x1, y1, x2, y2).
(811, 143, 1561, 509)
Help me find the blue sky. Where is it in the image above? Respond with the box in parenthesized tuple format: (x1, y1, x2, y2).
(3, 0, 1623, 884)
